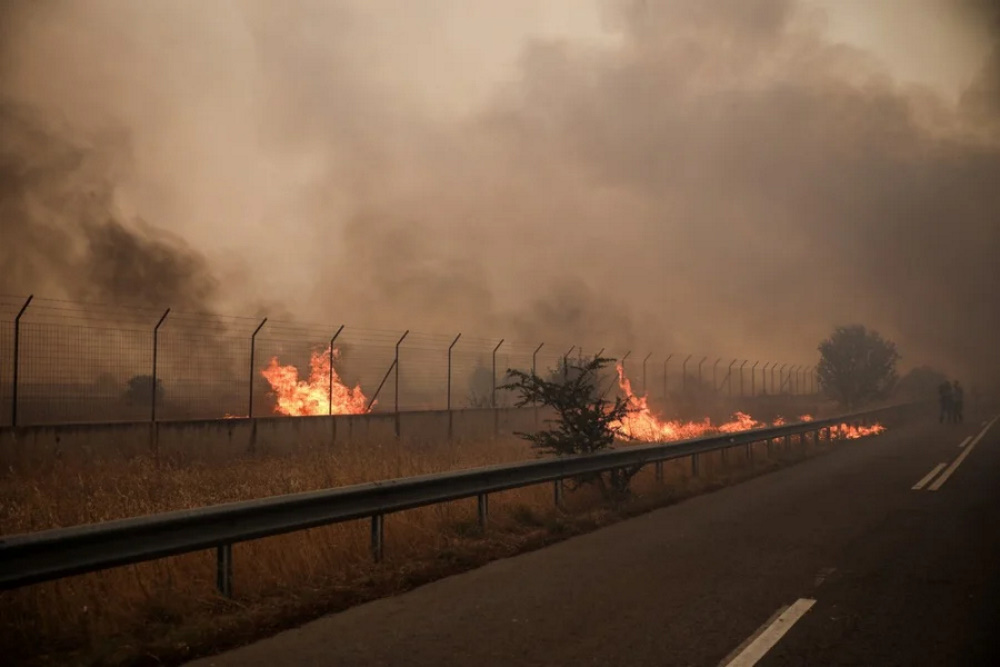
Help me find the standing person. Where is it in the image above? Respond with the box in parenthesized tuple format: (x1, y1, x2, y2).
(952, 380, 964, 423)
(939, 381, 953, 423)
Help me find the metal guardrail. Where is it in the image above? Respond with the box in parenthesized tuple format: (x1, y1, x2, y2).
(0, 404, 910, 595)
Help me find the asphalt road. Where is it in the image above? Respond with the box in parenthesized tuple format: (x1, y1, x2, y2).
(190, 407, 1000, 667)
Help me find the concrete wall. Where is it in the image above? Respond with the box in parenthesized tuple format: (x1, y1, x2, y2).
(0, 407, 554, 469)
(0, 395, 828, 471)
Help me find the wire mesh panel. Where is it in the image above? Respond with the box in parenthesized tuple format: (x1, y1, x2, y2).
(156, 312, 255, 421)
(0, 294, 800, 427)
(13, 299, 157, 425)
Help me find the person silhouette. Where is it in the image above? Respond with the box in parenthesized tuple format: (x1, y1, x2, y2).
(939, 381, 953, 423)
(952, 380, 964, 424)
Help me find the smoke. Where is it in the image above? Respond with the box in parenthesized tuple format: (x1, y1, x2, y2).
(0, 100, 219, 310)
(1, 0, 999, 383)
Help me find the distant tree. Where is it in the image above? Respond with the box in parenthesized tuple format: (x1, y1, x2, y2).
(817, 325, 899, 409)
(125, 374, 164, 406)
(501, 356, 637, 500)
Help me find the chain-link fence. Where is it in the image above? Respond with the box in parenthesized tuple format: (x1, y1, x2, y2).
(0, 295, 818, 427)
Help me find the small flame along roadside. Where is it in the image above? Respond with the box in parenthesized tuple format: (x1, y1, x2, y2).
(610, 363, 885, 442)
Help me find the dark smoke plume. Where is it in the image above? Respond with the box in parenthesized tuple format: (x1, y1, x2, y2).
(0, 100, 218, 310)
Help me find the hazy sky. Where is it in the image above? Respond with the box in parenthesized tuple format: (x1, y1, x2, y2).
(2, 0, 998, 381)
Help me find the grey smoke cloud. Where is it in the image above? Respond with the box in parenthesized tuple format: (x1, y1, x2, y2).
(1, 0, 998, 384)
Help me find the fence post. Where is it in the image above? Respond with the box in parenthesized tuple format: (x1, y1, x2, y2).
(751, 361, 759, 397)
(492, 338, 505, 436)
(447, 333, 461, 439)
(151, 308, 170, 422)
(328, 325, 345, 415)
(247, 318, 267, 418)
(11, 295, 33, 428)
(394, 330, 409, 438)
(727, 359, 736, 398)
(739, 360, 748, 397)
(491, 339, 505, 408)
(713, 358, 721, 392)
(563, 346, 575, 382)
(642, 352, 652, 395)
(532, 342, 544, 425)
(663, 354, 673, 401)
(770, 363, 777, 395)
(682, 354, 692, 392)
(697, 356, 707, 389)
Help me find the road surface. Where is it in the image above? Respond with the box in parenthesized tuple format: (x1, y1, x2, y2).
(190, 409, 1000, 666)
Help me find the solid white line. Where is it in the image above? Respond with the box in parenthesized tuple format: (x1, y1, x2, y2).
(958, 436, 972, 449)
(721, 598, 816, 667)
(912, 463, 948, 491)
(929, 416, 999, 491)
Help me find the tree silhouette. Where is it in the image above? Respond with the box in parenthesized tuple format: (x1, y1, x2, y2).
(501, 355, 638, 500)
(817, 325, 899, 409)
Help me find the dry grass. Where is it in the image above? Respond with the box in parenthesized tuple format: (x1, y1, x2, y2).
(0, 431, 823, 666)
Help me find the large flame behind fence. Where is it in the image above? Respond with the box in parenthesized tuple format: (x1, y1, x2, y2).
(261, 346, 371, 416)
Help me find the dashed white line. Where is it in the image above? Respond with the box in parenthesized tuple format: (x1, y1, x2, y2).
(912, 463, 948, 491)
(928, 416, 999, 491)
(721, 598, 816, 667)
(958, 436, 972, 449)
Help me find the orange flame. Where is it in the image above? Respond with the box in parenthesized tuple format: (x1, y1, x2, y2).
(611, 364, 770, 441)
(832, 422, 886, 439)
(261, 346, 371, 416)
(610, 364, 884, 442)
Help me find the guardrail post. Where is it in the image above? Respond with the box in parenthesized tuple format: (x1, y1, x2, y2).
(216, 544, 233, 597)
(746, 441, 752, 461)
(11, 295, 33, 427)
(691, 453, 700, 477)
(655, 460, 663, 482)
(478, 493, 489, 529)
(371, 514, 384, 562)
(784, 434, 791, 453)
(554, 480, 564, 508)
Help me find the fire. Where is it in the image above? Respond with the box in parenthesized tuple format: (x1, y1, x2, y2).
(261, 346, 371, 416)
(611, 364, 770, 441)
(832, 422, 886, 439)
(610, 364, 884, 443)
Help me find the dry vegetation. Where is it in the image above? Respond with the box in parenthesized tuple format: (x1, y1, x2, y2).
(0, 429, 824, 667)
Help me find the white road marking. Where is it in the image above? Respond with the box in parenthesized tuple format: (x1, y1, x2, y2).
(721, 598, 816, 667)
(958, 436, 972, 449)
(912, 463, 948, 491)
(928, 416, 999, 491)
